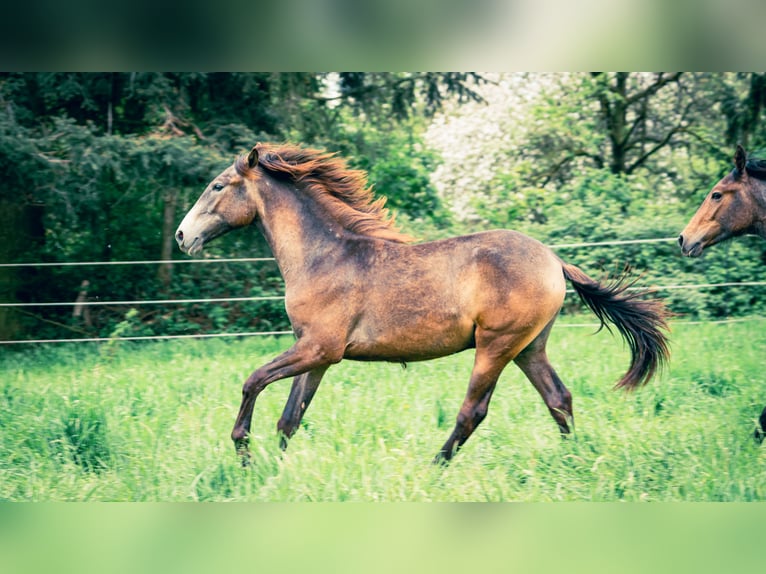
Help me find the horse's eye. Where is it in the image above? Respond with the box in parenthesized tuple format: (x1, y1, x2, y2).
(212, 183, 224, 191)
(711, 192, 722, 201)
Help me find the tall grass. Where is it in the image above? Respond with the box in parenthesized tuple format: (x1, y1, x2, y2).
(1, 317, 764, 501)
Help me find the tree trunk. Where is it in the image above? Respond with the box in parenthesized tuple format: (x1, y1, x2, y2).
(158, 189, 178, 289)
(592, 72, 629, 175)
(742, 73, 766, 149)
(608, 73, 629, 174)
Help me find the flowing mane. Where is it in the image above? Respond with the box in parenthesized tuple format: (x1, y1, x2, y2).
(235, 143, 413, 243)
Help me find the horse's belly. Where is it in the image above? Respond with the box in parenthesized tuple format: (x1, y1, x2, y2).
(343, 314, 475, 362)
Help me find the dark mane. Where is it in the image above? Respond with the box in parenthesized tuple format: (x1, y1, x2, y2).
(745, 157, 766, 181)
(236, 143, 413, 243)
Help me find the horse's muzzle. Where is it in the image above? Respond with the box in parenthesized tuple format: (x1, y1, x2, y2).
(678, 234, 703, 257)
(175, 228, 203, 255)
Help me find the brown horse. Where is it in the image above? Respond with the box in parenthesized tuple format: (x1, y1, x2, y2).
(679, 144, 766, 442)
(176, 143, 670, 464)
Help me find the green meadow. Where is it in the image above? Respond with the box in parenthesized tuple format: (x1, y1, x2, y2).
(1, 317, 764, 501)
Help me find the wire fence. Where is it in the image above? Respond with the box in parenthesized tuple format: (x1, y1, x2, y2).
(2, 236, 764, 345)
(0, 295, 286, 308)
(1, 331, 296, 345)
(0, 257, 277, 268)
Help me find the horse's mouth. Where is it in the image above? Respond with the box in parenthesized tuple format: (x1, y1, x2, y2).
(681, 242, 704, 257)
(185, 237, 204, 255)
(177, 235, 204, 256)
(682, 230, 734, 257)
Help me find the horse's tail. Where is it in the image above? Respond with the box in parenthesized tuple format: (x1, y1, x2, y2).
(561, 262, 670, 390)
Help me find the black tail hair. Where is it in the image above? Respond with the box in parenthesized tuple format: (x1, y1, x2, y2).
(562, 262, 670, 390)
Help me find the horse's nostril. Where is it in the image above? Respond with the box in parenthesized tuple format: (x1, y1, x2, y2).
(176, 230, 184, 242)
(677, 235, 684, 247)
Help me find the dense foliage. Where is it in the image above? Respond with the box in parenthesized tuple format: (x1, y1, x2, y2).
(1, 72, 764, 342)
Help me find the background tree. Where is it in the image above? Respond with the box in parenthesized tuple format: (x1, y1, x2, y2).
(720, 73, 766, 149)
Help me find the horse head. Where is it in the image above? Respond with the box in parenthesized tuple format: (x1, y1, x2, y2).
(678, 145, 762, 257)
(176, 146, 261, 255)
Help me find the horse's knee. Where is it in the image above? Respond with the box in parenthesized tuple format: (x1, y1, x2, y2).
(242, 372, 268, 398)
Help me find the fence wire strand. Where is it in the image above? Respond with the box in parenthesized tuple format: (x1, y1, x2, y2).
(4, 280, 765, 309)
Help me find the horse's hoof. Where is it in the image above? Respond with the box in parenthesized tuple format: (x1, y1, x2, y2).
(754, 427, 765, 445)
(432, 452, 451, 467)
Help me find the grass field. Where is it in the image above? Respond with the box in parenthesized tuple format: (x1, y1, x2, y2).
(1, 316, 765, 501)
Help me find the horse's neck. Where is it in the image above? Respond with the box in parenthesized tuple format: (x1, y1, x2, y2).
(754, 181, 766, 239)
(256, 178, 348, 283)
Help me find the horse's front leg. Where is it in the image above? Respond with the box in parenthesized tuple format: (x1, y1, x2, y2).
(231, 339, 340, 464)
(277, 366, 329, 450)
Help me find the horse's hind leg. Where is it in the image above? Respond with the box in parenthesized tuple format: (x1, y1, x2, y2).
(434, 365, 501, 464)
(276, 366, 328, 450)
(513, 321, 573, 435)
(434, 332, 522, 464)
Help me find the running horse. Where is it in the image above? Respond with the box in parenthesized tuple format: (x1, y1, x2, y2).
(679, 144, 766, 442)
(176, 143, 670, 464)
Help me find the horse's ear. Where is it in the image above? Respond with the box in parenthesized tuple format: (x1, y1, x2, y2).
(735, 144, 747, 175)
(247, 145, 259, 169)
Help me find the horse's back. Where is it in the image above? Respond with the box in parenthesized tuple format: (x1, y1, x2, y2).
(391, 229, 566, 313)
(342, 229, 566, 362)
